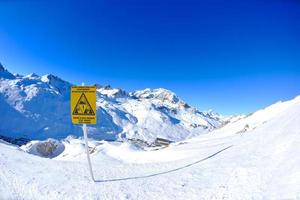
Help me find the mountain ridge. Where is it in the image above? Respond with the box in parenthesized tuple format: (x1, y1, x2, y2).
(0, 64, 225, 142)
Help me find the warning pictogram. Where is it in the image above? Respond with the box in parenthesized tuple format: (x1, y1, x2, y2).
(72, 93, 95, 115)
(71, 86, 97, 124)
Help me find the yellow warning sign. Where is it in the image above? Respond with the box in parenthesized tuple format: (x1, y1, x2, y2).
(71, 86, 96, 124)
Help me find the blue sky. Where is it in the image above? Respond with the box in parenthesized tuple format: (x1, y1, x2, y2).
(0, 0, 299, 115)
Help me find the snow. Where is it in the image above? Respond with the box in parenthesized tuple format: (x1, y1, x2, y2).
(1, 65, 299, 199)
(1, 94, 300, 199)
(0, 66, 223, 142)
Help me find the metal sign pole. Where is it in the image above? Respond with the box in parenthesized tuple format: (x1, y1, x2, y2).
(82, 82, 95, 182)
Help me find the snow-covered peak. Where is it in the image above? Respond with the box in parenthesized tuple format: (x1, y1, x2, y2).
(41, 74, 72, 94)
(203, 110, 246, 124)
(41, 74, 64, 83)
(0, 62, 4, 71)
(131, 88, 181, 105)
(0, 63, 15, 79)
(96, 84, 128, 98)
(13, 73, 23, 78)
(24, 73, 40, 79)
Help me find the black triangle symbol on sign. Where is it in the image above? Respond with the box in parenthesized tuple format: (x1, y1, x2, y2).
(72, 93, 95, 116)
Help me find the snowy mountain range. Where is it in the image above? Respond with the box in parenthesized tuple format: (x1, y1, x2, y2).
(0, 63, 227, 142)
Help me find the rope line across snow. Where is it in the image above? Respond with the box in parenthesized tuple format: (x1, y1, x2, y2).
(95, 145, 233, 183)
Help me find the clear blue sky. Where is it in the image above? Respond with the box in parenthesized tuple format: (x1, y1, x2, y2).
(0, 0, 299, 115)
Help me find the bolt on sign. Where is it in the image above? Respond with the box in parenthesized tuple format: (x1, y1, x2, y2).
(71, 86, 97, 124)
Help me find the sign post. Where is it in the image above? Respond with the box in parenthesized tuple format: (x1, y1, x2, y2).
(82, 120, 95, 182)
(71, 83, 97, 182)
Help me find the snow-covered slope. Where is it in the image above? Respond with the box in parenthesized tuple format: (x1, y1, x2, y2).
(0, 64, 222, 142)
(0, 94, 299, 199)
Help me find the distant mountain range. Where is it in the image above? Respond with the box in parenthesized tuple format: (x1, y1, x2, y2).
(0, 63, 231, 142)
